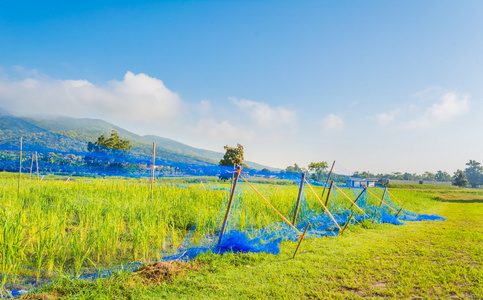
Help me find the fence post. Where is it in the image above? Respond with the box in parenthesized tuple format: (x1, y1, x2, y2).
(218, 166, 241, 245)
(18, 137, 22, 198)
(325, 181, 334, 207)
(320, 160, 335, 200)
(292, 173, 306, 225)
(151, 142, 155, 200)
(379, 187, 387, 207)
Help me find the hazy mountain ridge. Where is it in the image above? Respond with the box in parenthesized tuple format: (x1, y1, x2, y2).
(15, 116, 275, 170)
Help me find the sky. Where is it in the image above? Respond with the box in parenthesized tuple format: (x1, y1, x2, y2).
(0, 0, 482, 174)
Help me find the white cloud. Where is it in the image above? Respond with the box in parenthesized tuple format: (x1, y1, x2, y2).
(400, 92, 470, 130)
(0, 71, 182, 126)
(195, 118, 255, 141)
(230, 97, 297, 127)
(376, 111, 396, 126)
(321, 114, 345, 132)
(196, 99, 212, 115)
(376, 89, 470, 130)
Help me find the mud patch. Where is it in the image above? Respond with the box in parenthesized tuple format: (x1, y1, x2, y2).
(134, 261, 203, 284)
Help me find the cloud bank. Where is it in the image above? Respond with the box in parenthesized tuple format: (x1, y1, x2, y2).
(0, 71, 182, 125)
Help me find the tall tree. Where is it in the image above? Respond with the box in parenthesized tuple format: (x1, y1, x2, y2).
(435, 170, 452, 182)
(308, 161, 328, 181)
(87, 130, 133, 152)
(219, 144, 245, 167)
(464, 160, 483, 188)
(453, 169, 469, 187)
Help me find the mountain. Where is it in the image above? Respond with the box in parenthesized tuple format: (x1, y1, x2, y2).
(6, 115, 276, 170)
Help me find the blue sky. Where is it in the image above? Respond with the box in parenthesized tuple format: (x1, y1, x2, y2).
(1, 0, 482, 174)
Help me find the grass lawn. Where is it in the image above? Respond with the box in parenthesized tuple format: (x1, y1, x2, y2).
(23, 187, 483, 299)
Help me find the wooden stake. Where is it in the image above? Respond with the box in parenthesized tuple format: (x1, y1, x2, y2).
(351, 187, 367, 209)
(151, 142, 155, 201)
(341, 214, 354, 235)
(379, 187, 387, 207)
(18, 137, 22, 198)
(29, 154, 34, 180)
(320, 160, 335, 200)
(325, 181, 334, 207)
(292, 222, 310, 259)
(292, 173, 306, 225)
(395, 207, 403, 217)
(218, 166, 241, 245)
(35, 152, 39, 185)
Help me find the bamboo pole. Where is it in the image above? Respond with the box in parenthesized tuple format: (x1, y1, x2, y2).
(387, 190, 404, 206)
(325, 181, 334, 207)
(292, 222, 310, 259)
(351, 187, 367, 209)
(240, 174, 302, 235)
(218, 166, 241, 245)
(320, 160, 335, 200)
(292, 173, 306, 225)
(341, 214, 353, 234)
(35, 151, 39, 185)
(366, 188, 398, 213)
(340, 187, 368, 235)
(18, 137, 22, 198)
(379, 187, 387, 207)
(333, 184, 368, 217)
(29, 154, 34, 180)
(304, 179, 342, 231)
(151, 142, 155, 201)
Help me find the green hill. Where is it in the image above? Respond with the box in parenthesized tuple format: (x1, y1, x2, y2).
(4, 115, 275, 170)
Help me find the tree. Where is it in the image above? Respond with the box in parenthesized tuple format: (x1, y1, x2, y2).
(219, 144, 245, 167)
(87, 130, 133, 152)
(308, 161, 328, 181)
(422, 171, 435, 181)
(453, 169, 469, 187)
(285, 163, 303, 173)
(464, 160, 483, 188)
(435, 170, 452, 182)
(85, 130, 133, 167)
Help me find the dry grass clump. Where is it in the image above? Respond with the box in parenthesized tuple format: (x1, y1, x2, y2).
(134, 260, 203, 284)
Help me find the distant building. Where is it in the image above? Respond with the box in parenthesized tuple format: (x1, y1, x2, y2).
(347, 177, 377, 188)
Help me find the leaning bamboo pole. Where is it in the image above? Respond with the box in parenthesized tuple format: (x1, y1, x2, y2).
(320, 160, 335, 200)
(333, 184, 368, 217)
(366, 188, 398, 213)
(304, 178, 342, 231)
(240, 174, 302, 236)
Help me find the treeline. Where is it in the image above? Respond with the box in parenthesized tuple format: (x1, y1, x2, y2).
(353, 170, 452, 182)
(354, 159, 483, 188)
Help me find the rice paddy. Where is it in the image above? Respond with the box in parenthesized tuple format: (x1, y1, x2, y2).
(1, 171, 388, 291)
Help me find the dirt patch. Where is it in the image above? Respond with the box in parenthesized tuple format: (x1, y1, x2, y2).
(134, 260, 203, 285)
(21, 291, 62, 300)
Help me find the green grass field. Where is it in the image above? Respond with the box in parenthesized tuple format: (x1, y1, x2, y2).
(10, 180, 482, 299)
